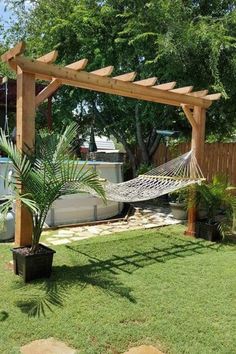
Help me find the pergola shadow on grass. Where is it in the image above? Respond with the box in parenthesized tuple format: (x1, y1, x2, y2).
(13, 234, 219, 318)
(66, 237, 219, 275)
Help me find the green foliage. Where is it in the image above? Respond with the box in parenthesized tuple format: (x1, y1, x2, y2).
(197, 175, 235, 219)
(0, 123, 105, 251)
(136, 162, 155, 176)
(2, 0, 236, 170)
(169, 187, 189, 204)
(196, 175, 236, 236)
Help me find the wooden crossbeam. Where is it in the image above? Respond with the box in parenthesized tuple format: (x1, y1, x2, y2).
(90, 66, 114, 76)
(11, 56, 213, 108)
(134, 77, 157, 86)
(1, 41, 25, 62)
(187, 90, 208, 97)
(113, 72, 136, 82)
(36, 59, 89, 106)
(204, 93, 221, 100)
(37, 50, 58, 64)
(66, 59, 88, 70)
(171, 86, 193, 94)
(153, 81, 176, 90)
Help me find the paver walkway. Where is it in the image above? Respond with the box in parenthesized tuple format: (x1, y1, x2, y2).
(42, 204, 181, 246)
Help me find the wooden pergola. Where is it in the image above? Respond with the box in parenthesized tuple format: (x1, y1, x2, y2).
(1, 42, 221, 246)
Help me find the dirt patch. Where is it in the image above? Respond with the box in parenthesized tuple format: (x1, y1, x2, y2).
(123, 345, 164, 354)
(4, 260, 13, 271)
(20, 337, 77, 354)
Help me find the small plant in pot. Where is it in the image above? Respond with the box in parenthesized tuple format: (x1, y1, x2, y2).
(195, 175, 236, 242)
(169, 188, 188, 220)
(0, 123, 105, 282)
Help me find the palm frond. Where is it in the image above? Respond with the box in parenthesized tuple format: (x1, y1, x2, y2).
(0, 123, 106, 248)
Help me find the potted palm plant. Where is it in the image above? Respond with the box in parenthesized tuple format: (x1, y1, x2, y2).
(0, 123, 105, 282)
(195, 176, 236, 241)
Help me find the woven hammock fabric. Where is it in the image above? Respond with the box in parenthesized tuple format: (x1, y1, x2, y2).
(102, 151, 204, 202)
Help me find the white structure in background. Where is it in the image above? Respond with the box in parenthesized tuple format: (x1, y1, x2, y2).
(81, 135, 116, 152)
(0, 158, 123, 229)
(0, 158, 15, 240)
(45, 160, 123, 227)
(45, 135, 124, 226)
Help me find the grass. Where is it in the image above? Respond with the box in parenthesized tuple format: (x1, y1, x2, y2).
(0, 224, 235, 354)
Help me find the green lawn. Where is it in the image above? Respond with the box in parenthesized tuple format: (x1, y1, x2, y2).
(0, 225, 235, 354)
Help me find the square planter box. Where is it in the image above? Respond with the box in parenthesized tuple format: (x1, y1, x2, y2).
(12, 244, 56, 283)
(196, 221, 222, 242)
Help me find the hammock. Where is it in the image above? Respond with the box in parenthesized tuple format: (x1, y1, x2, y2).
(101, 150, 204, 202)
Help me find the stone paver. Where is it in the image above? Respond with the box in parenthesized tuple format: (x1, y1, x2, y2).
(56, 233, 74, 238)
(58, 230, 74, 235)
(123, 345, 164, 354)
(43, 203, 181, 245)
(20, 337, 77, 354)
(50, 239, 71, 245)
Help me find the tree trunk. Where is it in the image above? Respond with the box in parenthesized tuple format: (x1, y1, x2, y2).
(135, 103, 149, 164)
(109, 128, 137, 176)
(148, 134, 161, 159)
(118, 135, 137, 176)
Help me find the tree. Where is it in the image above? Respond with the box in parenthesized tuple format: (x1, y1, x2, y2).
(2, 0, 236, 174)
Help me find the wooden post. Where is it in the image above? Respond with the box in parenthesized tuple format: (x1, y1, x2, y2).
(185, 106, 206, 236)
(15, 67, 36, 246)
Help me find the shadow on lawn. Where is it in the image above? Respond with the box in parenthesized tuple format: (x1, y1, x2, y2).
(15, 265, 136, 318)
(15, 237, 218, 318)
(15, 281, 67, 318)
(66, 237, 219, 275)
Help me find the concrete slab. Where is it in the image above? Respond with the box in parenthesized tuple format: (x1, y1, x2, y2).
(20, 337, 77, 354)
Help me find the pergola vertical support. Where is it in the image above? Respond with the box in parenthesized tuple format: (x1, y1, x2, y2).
(185, 106, 206, 236)
(15, 67, 36, 246)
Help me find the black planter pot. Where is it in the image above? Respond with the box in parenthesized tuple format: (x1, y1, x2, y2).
(196, 221, 222, 242)
(12, 244, 56, 283)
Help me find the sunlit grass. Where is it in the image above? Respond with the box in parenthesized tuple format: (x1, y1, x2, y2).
(0, 225, 235, 354)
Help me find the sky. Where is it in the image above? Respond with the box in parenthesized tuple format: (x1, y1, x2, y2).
(0, 0, 14, 34)
(0, 0, 11, 22)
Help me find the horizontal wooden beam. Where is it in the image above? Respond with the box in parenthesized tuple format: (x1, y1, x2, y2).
(1, 41, 25, 62)
(153, 81, 176, 90)
(113, 72, 136, 82)
(8, 59, 89, 82)
(90, 66, 114, 76)
(171, 86, 193, 94)
(134, 77, 157, 86)
(37, 50, 58, 64)
(204, 93, 221, 100)
(11, 56, 213, 108)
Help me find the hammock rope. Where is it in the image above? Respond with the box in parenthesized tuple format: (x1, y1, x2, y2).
(100, 150, 204, 202)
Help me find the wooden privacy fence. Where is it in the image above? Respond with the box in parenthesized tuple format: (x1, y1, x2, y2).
(153, 142, 236, 185)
